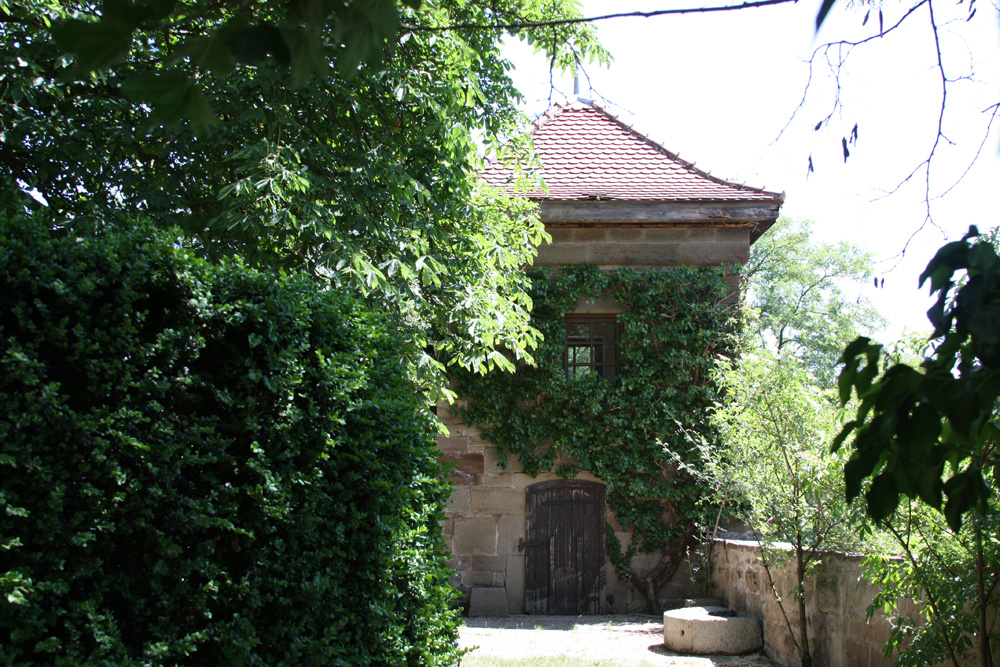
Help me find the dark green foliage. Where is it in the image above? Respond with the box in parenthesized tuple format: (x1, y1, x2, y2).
(50, 0, 414, 124)
(862, 502, 999, 667)
(455, 265, 732, 583)
(0, 216, 459, 666)
(836, 226, 1000, 667)
(835, 226, 1000, 532)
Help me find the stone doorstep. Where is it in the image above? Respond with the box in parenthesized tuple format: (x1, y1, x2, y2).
(467, 587, 509, 617)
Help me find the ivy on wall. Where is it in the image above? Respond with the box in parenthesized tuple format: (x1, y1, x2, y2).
(454, 264, 734, 605)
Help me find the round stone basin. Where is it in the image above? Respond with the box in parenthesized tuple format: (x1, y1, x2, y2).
(662, 605, 762, 655)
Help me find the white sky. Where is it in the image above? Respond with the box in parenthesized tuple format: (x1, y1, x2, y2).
(503, 0, 1000, 340)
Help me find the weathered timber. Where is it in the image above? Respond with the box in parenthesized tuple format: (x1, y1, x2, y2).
(525, 480, 607, 615)
(539, 200, 782, 224)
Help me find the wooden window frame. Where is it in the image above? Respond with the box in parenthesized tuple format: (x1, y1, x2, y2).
(563, 314, 620, 381)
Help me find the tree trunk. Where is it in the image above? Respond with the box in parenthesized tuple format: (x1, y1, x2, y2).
(795, 538, 813, 667)
(975, 522, 993, 667)
(631, 529, 695, 614)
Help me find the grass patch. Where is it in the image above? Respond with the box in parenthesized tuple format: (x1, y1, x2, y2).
(461, 657, 659, 667)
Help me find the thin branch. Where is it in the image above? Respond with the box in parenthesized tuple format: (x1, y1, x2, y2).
(547, 32, 557, 109)
(774, 0, 930, 146)
(874, 0, 950, 231)
(754, 532, 805, 656)
(402, 0, 801, 33)
(776, 0, 996, 272)
(936, 101, 1000, 199)
(883, 519, 963, 667)
(804, 511, 851, 557)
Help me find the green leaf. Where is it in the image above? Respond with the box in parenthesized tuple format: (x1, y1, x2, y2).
(865, 473, 899, 522)
(837, 358, 859, 405)
(913, 454, 944, 509)
(173, 35, 236, 75)
(942, 469, 989, 532)
(51, 18, 133, 76)
(284, 26, 327, 88)
(225, 25, 292, 67)
(142, 0, 178, 22)
(831, 420, 857, 453)
(843, 454, 867, 502)
(333, 0, 399, 77)
(919, 237, 970, 293)
(815, 0, 837, 30)
(120, 73, 215, 133)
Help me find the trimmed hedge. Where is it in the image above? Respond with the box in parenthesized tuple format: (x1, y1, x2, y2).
(0, 217, 460, 665)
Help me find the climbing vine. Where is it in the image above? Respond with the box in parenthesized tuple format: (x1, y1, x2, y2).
(454, 264, 734, 610)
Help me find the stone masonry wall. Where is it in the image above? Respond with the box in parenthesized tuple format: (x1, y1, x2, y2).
(438, 399, 696, 615)
(710, 539, 925, 667)
(535, 226, 751, 267)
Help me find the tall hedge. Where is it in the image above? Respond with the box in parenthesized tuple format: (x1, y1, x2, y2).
(0, 217, 460, 666)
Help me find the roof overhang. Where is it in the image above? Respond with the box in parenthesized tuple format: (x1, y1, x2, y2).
(538, 199, 781, 244)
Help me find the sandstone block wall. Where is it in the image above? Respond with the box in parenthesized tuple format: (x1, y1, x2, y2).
(439, 399, 696, 614)
(710, 539, 924, 667)
(535, 226, 751, 268)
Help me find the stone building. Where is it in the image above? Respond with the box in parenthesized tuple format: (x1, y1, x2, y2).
(439, 100, 784, 615)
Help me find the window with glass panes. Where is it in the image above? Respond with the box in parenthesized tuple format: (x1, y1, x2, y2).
(564, 315, 619, 381)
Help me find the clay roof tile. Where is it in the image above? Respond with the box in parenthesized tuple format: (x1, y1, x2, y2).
(483, 101, 784, 203)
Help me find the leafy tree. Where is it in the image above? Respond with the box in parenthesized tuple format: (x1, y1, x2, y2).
(743, 217, 885, 387)
(710, 350, 864, 667)
(0, 0, 607, 399)
(705, 218, 885, 665)
(847, 317, 995, 667)
(836, 227, 999, 531)
(836, 227, 1000, 666)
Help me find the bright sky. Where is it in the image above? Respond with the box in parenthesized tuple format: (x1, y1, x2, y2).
(503, 0, 1000, 341)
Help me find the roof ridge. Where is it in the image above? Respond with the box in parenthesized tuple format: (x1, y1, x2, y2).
(569, 102, 782, 200)
(530, 100, 570, 134)
(530, 95, 600, 132)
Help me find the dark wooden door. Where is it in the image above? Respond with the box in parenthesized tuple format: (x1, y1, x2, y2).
(525, 480, 606, 614)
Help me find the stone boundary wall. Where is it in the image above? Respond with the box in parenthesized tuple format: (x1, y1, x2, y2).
(710, 539, 923, 667)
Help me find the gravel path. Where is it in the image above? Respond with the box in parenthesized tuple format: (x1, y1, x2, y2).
(459, 615, 774, 666)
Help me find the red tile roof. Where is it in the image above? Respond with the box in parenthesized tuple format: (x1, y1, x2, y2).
(483, 100, 783, 203)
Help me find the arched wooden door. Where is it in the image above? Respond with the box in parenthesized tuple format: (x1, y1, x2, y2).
(525, 480, 607, 614)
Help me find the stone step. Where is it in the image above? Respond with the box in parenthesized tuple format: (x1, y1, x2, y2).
(468, 587, 509, 617)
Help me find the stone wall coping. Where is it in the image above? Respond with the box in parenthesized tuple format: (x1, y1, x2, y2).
(712, 538, 872, 561)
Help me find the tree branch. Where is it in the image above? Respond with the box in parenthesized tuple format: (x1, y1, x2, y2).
(402, 0, 800, 33)
(882, 518, 963, 667)
(755, 534, 805, 656)
(777, 0, 994, 266)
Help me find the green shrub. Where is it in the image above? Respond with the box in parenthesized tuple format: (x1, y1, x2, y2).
(0, 217, 459, 666)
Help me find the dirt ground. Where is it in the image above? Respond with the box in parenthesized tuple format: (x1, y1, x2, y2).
(459, 615, 775, 666)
